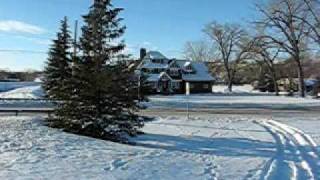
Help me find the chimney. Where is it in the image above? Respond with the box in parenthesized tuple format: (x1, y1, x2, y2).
(140, 48, 147, 60)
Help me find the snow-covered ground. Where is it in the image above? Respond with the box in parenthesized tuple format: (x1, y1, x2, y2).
(0, 84, 319, 179)
(0, 113, 319, 180)
(1, 85, 320, 111)
(148, 94, 320, 110)
(212, 84, 257, 94)
(0, 85, 43, 99)
(0, 82, 40, 93)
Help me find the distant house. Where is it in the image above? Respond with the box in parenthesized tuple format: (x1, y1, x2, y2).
(278, 78, 319, 94)
(136, 50, 215, 94)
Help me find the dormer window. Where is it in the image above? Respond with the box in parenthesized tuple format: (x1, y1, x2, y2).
(186, 65, 193, 70)
(184, 62, 194, 72)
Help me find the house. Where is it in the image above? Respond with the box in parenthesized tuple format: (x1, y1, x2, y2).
(136, 50, 215, 94)
(278, 78, 320, 94)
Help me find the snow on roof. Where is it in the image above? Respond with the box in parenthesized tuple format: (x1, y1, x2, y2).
(147, 74, 160, 82)
(141, 62, 169, 69)
(145, 51, 167, 59)
(146, 72, 172, 82)
(176, 60, 215, 82)
(139, 52, 215, 82)
(184, 61, 191, 67)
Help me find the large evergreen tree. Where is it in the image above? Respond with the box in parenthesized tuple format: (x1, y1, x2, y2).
(66, 0, 144, 141)
(43, 17, 73, 127)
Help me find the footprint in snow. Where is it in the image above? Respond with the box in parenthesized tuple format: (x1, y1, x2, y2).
(104, 159, 129, 171)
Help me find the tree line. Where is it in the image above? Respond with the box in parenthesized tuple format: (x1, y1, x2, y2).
(42, 0, 146, 142)
(184, 0, 320, 97)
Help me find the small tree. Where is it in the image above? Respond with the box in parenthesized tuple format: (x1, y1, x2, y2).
(251, 38, 281, 95)
(43, 17, 73, 127)
(43, 17, 72, 101)
(204, 22, 254, 92)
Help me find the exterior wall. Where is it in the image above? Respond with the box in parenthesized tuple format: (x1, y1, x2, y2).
(181, 81, 213, 94)
(146, 81, 213, 94)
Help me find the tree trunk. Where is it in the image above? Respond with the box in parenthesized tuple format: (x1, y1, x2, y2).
(228, 80, 233, 92)
(296, 59, 306, 97)
(269, 66, 279, 96)
(227, 70, 233, 92)
(225, 65, 233, 92)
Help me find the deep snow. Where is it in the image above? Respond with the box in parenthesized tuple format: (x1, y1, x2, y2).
(0, 113, 319, 180)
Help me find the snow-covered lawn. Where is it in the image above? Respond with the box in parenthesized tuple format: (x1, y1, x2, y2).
(0, 82, 40, 93)
(212, 84, 257, 94)
(0, 113, 319, 180)
(0, 84, 319, 179)
(148, 94, 320, 110)
(0, 85, 43, 99)
(1, 85, 320, 111)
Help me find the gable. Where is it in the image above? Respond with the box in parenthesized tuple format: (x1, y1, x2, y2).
(168, 60, 180, 69)
(159, 72, 172, 81)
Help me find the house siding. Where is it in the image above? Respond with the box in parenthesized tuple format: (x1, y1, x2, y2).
(137, 51, 215, 95)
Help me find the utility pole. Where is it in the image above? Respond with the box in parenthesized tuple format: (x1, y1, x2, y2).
(72, 20, 78, 75)
(73, 20, 78, 60)
(186, 82, 190, 120)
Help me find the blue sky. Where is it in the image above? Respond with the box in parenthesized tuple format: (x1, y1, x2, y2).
(0, 0, 255, 71)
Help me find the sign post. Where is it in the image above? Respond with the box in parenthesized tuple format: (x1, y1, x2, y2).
(186, 82, 190, 120)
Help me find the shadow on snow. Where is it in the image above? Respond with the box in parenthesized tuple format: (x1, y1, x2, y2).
(133, 133, 276, 158)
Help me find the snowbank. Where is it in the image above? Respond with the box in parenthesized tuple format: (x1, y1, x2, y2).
(212, 85, 257, 94)
(0, 85, 44, 99)
(0, 82, 40, 92)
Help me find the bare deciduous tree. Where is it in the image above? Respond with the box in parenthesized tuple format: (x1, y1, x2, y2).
(204, 22, 253, 92)
(255, 0, 310, 97)
(251, 38, 281, 95)
(183, 40, 215, 62)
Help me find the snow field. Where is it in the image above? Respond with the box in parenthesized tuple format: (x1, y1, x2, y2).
(0, 114, 276, 180)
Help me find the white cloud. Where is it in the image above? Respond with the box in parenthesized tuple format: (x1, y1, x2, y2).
(0, 20, 45, 34)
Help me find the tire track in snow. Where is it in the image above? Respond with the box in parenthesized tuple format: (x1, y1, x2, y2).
(257, 120, 320, 180)
(257, 122, 300, 180)
(268, 120, 320, 179)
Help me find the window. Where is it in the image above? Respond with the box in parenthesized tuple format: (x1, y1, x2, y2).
(172, 82, 180, 89)
(148, 82, 157, 89)
(203, 84, 209, 89)
(170, 70, 179, 76)
(152, 69, 159, 73)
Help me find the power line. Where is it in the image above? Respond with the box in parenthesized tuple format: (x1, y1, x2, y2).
(0, 49, 47, 54)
